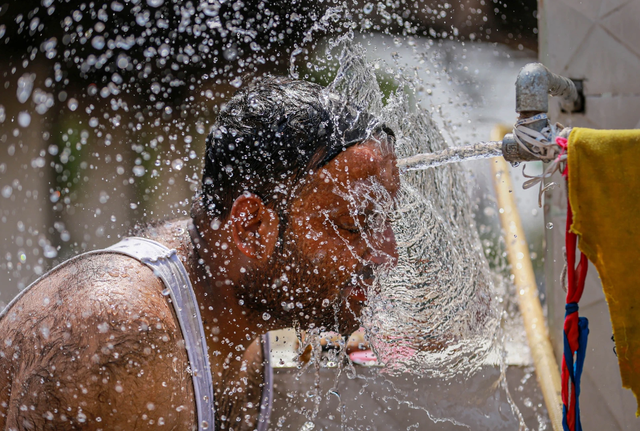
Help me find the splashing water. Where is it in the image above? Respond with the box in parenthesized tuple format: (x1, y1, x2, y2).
(325, 42, 501, 377)
(278, 41, 540, 430)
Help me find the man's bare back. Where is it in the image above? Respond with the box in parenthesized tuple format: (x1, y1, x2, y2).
(0, 248, 198, 430)
(0, 221, 266, 430)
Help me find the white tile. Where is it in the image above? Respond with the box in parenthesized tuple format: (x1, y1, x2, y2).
(579, 370, 624, 430)
(599, 0, 634, 18)
(582, 94, 640, 129)
(601, 0, 640, 58)
(542, 0, 596, 73)
(560, 0, 605, 20)
(552, 100, 601, 129)
(566, 25, 640, 95)
(581, 300, 629, 426)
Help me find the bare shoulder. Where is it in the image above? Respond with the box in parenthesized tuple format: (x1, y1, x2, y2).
(0, 252, 196, 430)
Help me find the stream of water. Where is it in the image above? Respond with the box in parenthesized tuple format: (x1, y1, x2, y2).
(342, 45, 499, 373)
(397, 141, 504, 171)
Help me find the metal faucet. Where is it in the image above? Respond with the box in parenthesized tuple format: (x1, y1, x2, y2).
(501, 63, 583, 163)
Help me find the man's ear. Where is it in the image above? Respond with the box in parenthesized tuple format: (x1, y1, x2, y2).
(229, 192, 279, 261)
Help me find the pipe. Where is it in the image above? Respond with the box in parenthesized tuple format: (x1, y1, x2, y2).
(501, 63, 584, 164)
(515, 63, 581, 114)
(490, 126, 563, 431)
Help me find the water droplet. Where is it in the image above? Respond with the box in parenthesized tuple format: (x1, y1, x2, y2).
(29, 17, 40, 32)
(322, 299, 330, 308)
(132, 165, 146, 177)
(158, 44, 170, 57)
(16, 74, 34, 103)
(147, 0, 164, 6)
(111, 1, 124, 12)
(67, 98, 78, 111)
(18, 111, 31, 127)
(43, 245, 58, 259)
(262, 312, 271, 321)
(546, 222, 554, 229)
(230, 76, 242, 88)
(91, 36, 105, 50)
(363, 3, 374, 14)
(136, 11, 150, 26)
(1, 186, 13, 198)
(223, 47, 238, 61)
(117, 55, 129, 69)
(41, 37, 57, 58)
(171, 159, 184, 171)
(301, 422, 315, 431)
(99, 191, 109, 204)
(201, 420, 209, 429)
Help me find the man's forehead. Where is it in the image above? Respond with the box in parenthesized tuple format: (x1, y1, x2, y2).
(289, 137, 399, 216)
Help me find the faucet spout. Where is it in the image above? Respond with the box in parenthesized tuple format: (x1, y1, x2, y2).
(515, 63, 582, 114)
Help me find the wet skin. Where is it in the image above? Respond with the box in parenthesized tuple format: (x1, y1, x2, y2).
(0, 138, 399, 430)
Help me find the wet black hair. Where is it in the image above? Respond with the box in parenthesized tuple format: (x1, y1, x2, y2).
(200, 76, 393, 219)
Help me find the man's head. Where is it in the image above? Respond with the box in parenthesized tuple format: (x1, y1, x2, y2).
(197, 77, 400, 333)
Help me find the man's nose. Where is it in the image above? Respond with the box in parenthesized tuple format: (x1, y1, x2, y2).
(365, 224, 398, 268)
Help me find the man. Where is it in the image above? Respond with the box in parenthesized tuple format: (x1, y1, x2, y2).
(0, 77, 400, 430)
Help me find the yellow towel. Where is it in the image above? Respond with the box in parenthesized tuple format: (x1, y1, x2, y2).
(568, 127, 640, 415)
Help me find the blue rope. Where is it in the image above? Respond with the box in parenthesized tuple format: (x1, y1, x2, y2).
(562, 302, 590, 431)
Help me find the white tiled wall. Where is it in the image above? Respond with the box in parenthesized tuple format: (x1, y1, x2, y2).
(539, 0, 640, 428)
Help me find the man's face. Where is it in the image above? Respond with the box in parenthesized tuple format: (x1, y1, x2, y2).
(243, 134, 400, 333)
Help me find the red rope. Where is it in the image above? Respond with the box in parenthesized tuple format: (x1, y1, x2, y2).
(558, 135, 589, 431)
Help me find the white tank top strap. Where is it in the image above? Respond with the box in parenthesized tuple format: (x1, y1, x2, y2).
(257, 333, 273, 431)
(104, 237, 216, 431)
